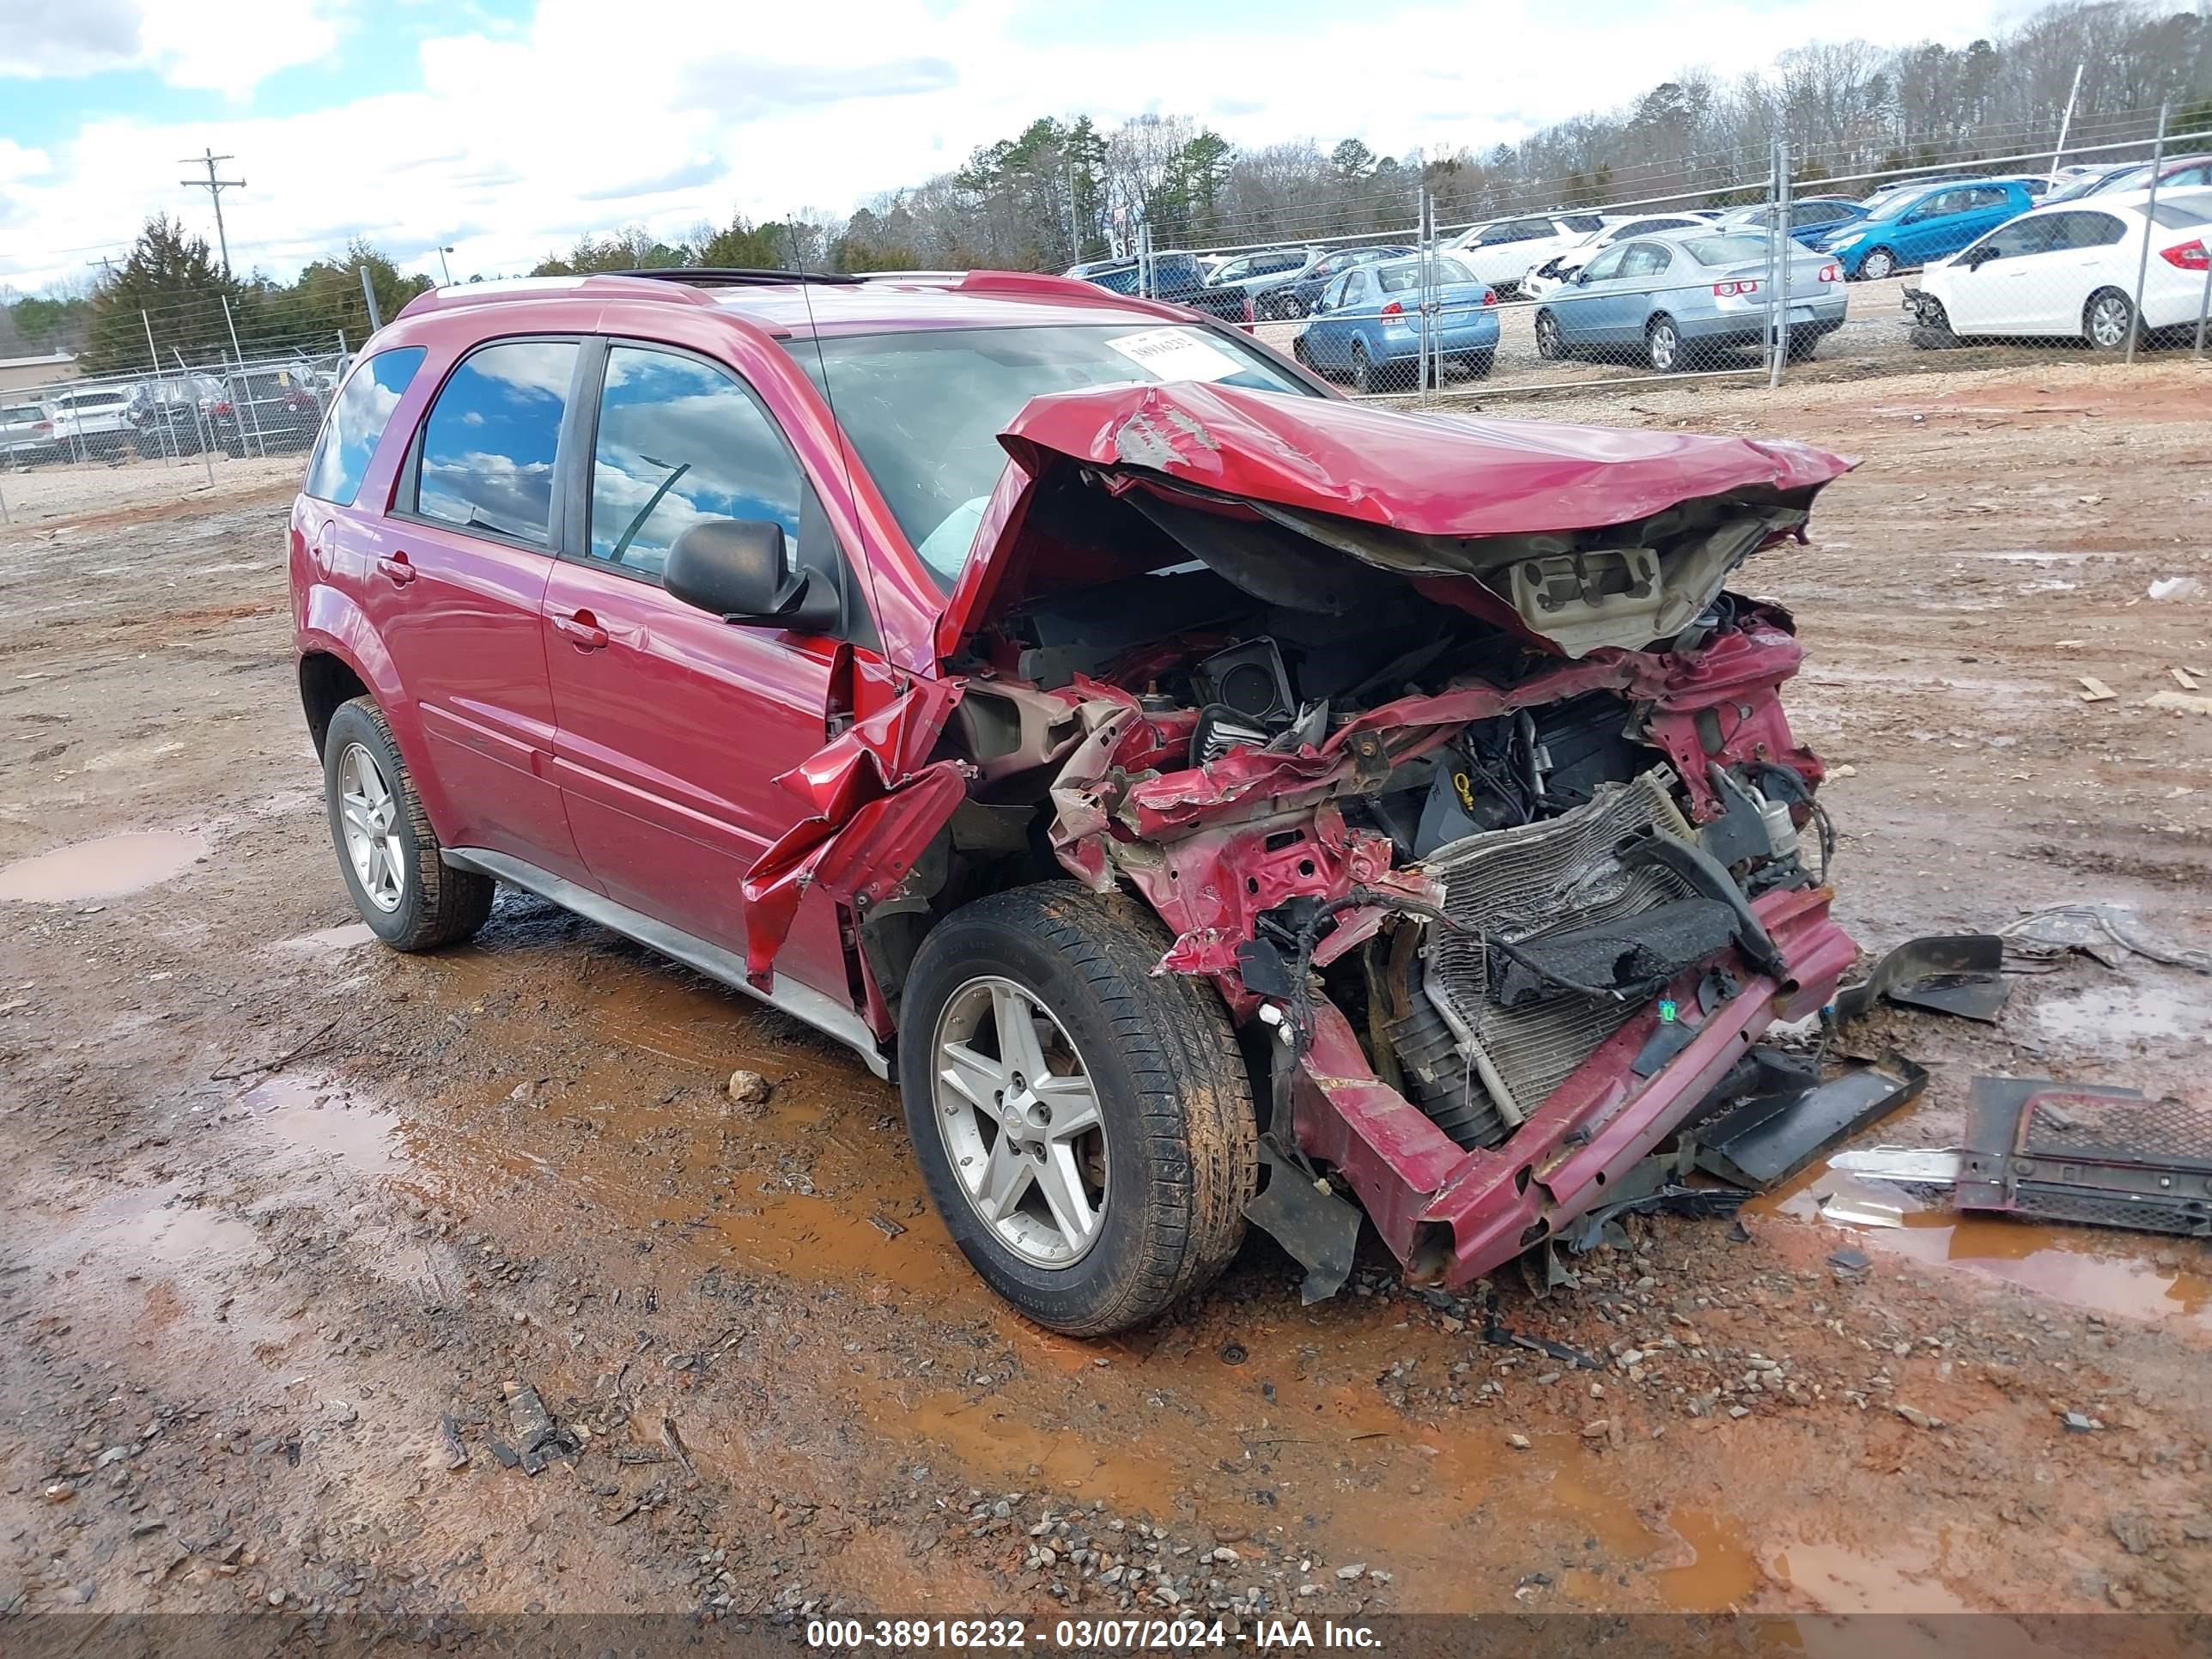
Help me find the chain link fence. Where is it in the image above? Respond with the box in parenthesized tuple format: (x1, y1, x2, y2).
(1, 294, 351, 526)
(1133, 106, 2212, 404)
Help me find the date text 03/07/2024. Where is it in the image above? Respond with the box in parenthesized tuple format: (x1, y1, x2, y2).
(804, 1617, 1385, 1649)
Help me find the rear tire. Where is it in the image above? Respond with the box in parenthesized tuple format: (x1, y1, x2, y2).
(1457, 351, 1495, 379)
(1646, 314, 1683, 373)
(1785, 327, 1820, 362)
(1350, 341, 1379, 393)
(899, 883, 1258, 1336)
(2084, 288, 2136, 353)
(322, 696, 494, 952)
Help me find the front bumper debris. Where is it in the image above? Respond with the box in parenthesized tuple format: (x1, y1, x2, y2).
(1285, 884, 1857, 1285)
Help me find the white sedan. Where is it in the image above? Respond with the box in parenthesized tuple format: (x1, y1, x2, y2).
(1518, 215, 1711, 300)
(1907, 188, 2212, 349)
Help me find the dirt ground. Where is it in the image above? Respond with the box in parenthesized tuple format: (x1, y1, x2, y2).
(2, 359, 2209, 1636)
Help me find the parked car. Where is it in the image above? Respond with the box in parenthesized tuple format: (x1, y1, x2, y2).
(1714, 196, 1868, 248)
(1204, 246, 1328, 319)
(1905, 189, 2212, 351)
(125, 374, 224, 458)
(1812, 178, 2041, 280)
(1, 401, 56, 467)
(1264, 245, 1414, 319)
(1534, 229, 1846, 370)
(1522, 216, 1711, 299)
(1068, 251, 1214, 307)
(1291, 253, 1499, 389)
(1856, 175, 1978, 216)
(1446, 213, 1611, 294)
(293, 265, 1855, 1334)
(41, 386, 136, 460)
(209, 368, 330, 457)
(2043, 153, 2212, 204)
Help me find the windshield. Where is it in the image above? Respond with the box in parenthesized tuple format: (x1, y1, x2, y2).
(1863, 191, 1928, 222)
(788, 323, 1314, 585)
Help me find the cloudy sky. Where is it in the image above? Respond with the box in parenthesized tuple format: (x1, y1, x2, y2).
(0, 0, 2011, 295)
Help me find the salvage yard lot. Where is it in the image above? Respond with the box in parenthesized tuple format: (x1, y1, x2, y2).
(1, 360, 2208, 1625)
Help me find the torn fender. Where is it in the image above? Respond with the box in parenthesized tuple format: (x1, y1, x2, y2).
(739, 675, 967, 986)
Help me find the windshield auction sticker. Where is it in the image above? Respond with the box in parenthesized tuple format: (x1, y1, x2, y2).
(1104, 328, 1246, 383)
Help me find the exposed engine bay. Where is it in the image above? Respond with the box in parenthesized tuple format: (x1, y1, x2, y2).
(957, 545, 1829, 1168)
(742, 380, 1860, 1296)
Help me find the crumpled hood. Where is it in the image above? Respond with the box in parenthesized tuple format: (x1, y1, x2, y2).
(935, 380, 1852, 661)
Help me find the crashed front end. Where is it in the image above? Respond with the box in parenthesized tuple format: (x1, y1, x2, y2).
(760, 381, 1860, 1294)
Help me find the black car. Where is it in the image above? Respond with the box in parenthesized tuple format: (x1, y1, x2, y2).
(209, 370, 330, 457)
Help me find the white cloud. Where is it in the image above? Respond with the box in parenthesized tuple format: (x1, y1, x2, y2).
(0, 0, 2008, 297)
(0, 0, 346, 93)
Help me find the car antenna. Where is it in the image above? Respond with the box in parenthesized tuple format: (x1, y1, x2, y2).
(782, 222, 890, 647)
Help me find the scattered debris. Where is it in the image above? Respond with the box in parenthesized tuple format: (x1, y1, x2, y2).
(2146, 576, 2200, 602)
(1832, 935, 2008, 1025)
(1820, 1199, 1903, 1231)
(866, 1212, 907, 1239)
(1687, 1050, 1928, 1189)
(2174, 667, 2203, 691)
(1834, 1079, 2210, 1238)
(2077, 676, 2118, 702)
(660, 1416, 699, 1486)
(502, 1382, 580, 1474)
(1826, 1246, 1875, 1272)
(2002, 903, 2212, 975)
(726, 1069, 773, 1107)
(1894, 1404, 1942, 1431)
(439, 1414, 468, 1471)
(2061, 1411, 2104, 1434)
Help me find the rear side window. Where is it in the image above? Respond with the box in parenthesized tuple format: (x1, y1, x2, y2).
(304, 347, 426, 506)
(586, 347, 802, 580)
(415, 339, 579, 547)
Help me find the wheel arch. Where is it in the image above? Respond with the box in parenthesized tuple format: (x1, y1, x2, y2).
(296, 595, 460, 845)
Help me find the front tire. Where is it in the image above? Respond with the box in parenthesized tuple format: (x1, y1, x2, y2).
(1856, 247, 1897, 282)
(1534, 310, 1565, 360)
(322, 696, 494, 951)
(899, 883, 1258, 1336)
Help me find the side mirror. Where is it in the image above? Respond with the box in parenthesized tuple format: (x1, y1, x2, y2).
(665, 519, 838, 633)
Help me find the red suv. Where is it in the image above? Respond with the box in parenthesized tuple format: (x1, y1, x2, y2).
(291, 268, 1857, 1334)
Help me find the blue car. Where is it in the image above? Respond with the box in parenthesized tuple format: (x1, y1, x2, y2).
(1291, 254, 1500, 392)
(1533, 230, 1846, 371)
(1814, 179, 2039, 280)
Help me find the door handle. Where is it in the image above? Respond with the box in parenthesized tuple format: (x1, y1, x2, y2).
(552, 610, 610, 651)
(375, 552, 416, 587)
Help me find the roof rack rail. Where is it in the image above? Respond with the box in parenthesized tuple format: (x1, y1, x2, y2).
(604, 268, 862, 288)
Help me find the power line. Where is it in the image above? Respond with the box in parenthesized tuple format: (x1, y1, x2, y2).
(179, 149, 246, 278)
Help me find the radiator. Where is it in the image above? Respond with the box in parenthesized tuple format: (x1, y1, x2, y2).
(1419, 768, 1698, 1122)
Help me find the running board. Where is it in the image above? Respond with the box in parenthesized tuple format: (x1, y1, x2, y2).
(441, 848, 890, 1079)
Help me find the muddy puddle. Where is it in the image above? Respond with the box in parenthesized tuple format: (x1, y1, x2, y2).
(2033, 982, 2210, 1053)
(0, 829, 206, 902)
(1760, 1158, 2211, 1333)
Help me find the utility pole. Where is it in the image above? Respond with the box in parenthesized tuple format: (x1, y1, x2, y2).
(436, 246, 455, 286)
(179, 149, 245, 277)
(87, 254, 118, 282)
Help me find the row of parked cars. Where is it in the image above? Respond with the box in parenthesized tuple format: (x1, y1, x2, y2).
(1066, 151, 2211, 384)
(0, 363, 338, 469)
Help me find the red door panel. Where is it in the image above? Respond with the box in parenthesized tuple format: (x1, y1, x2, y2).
(352, 511, 589, 885)
(540, 559, 848, 997)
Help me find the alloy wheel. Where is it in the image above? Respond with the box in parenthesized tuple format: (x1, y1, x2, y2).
(1535, 313, 1561, 359)
(2087, 294, 2132, 350)
(932, 976, 1108, 1268)
(1649, 320, 1680, 372)
(337, 742, 406, 913)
